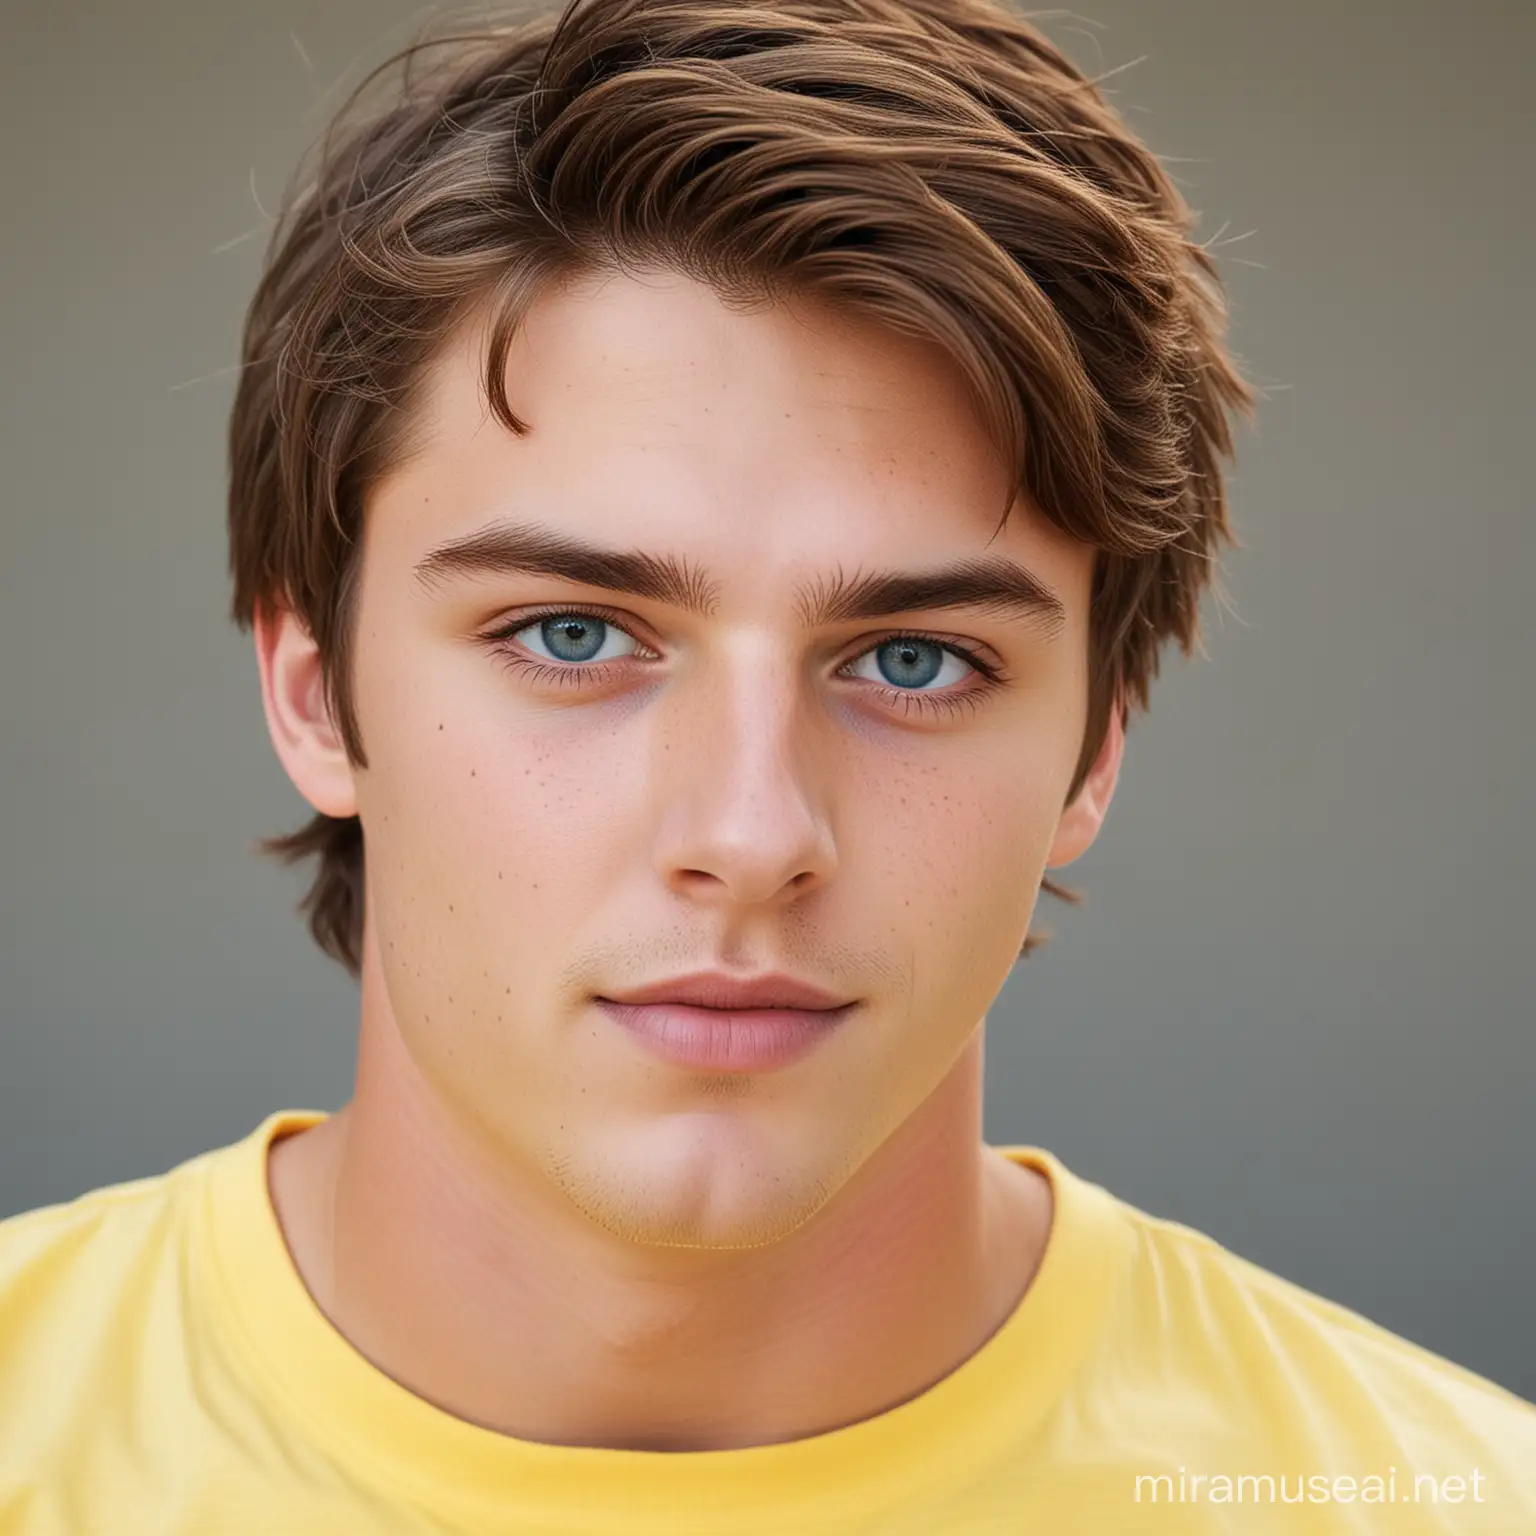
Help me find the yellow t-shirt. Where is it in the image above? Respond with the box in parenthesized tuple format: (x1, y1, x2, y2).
(1, 1110, 1532, 1533)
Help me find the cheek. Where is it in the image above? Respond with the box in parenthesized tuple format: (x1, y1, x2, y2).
(355, 710, 644, 1103)
(355, 666, 659, 1036)
(357, 627, 633, 869)
(367, 719, 640, 931)
(863, 745, 1059, 927)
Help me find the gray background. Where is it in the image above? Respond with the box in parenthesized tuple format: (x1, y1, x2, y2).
(2, 0, 1532, 1399)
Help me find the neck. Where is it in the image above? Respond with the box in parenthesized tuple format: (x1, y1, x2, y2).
(268, 1001, 1052, 1453)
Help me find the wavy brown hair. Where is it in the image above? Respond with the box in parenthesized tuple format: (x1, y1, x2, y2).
(228, 0, 1257, 979)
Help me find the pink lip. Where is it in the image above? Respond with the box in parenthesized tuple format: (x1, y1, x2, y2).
(596, 999, 855, 1073)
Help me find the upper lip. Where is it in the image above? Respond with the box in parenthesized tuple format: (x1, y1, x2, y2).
(600, 972, 854, 1011)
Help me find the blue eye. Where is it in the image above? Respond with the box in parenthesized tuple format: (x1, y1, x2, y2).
(517, 613, 640, 666)
(843, 635, 977, 692)
(484, 606, 1005, 720)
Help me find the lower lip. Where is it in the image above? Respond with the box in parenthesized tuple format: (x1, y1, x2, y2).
(595, 999, 855, 1073)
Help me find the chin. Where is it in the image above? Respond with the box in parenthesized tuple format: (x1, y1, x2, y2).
(538, 1117, 845, 1250)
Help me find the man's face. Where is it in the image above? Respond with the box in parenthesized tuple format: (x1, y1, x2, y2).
(283, 267, 1115, 1249)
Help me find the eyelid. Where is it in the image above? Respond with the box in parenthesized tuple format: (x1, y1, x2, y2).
(485, 603, 1007, 672)
(483, 606, 1013, 728)
(485, 601, 659, 653)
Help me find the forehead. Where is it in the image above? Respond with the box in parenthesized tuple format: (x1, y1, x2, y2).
(367, 268, 1096, 615)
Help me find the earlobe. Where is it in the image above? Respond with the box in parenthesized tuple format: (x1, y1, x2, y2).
(253, 605, 359, 820)
(1045, 699, 1125, 871)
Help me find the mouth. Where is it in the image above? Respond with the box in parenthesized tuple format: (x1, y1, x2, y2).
(594, 998, 857, 1074)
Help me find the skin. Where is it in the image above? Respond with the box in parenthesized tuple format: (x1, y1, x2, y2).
(257, 266, 1124, 1452)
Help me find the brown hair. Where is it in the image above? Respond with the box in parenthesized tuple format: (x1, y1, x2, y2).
(228, 0, 1257, 978)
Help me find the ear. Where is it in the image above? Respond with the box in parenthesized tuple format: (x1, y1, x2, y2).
(252, 604, 359, 820)
(1045, 697, 1125, 870)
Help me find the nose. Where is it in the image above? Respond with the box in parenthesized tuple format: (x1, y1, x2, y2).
(649, 647, 838, 910)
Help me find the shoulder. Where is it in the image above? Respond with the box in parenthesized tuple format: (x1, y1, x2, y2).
(1101, 1191, 1536, 1495)
(0, 1148, 215, 1437)
(0, 1151, 205, 1293)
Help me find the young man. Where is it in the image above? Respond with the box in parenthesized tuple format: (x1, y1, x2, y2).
(2, 0, 1531, 1528)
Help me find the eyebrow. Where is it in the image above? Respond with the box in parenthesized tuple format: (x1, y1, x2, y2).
(413, 519, 1067, 637)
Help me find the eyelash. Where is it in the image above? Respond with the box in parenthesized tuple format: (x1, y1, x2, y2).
(481, 604, 1009, 721)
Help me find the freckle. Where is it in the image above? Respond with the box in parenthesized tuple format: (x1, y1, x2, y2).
(471, 769, 476, 777)
(448, 903, 454, 912)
